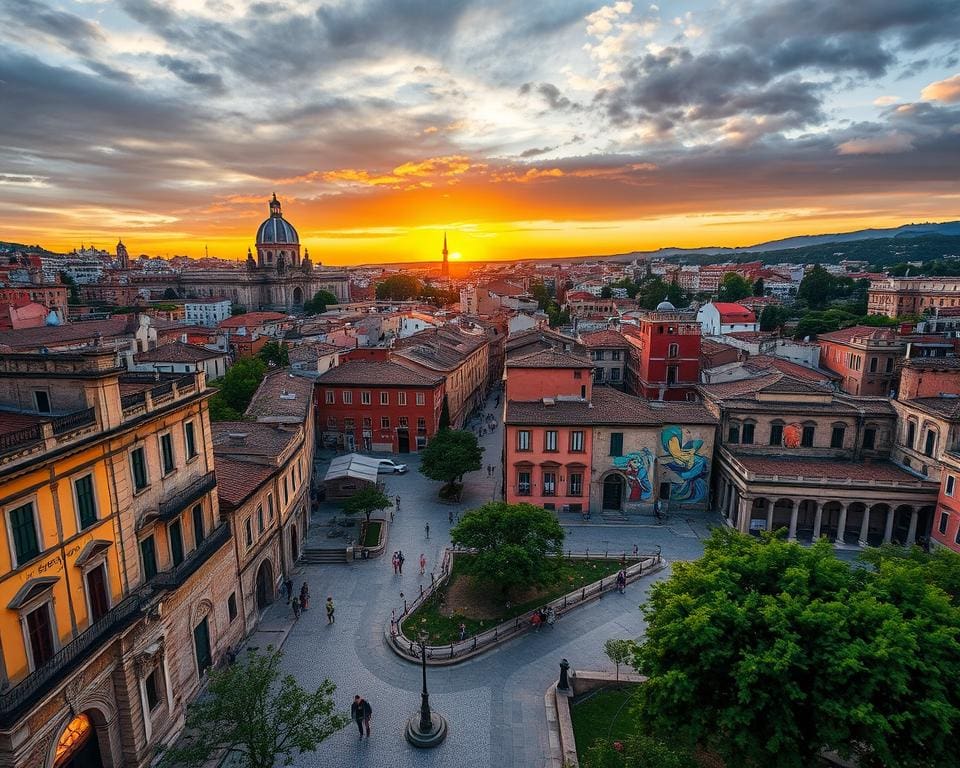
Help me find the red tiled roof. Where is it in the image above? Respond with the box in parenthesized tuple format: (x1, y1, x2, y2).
(505, 347, 592, 369)
(214, 457, 275, 510)
(565, 291, 599, 301)
(219, 312, 287, 329)
(743, 355, 840, 382)
(317, 360, 442, 386)
(817, 325, 901, 344)
(580, 330, 628, 348)
(507, 386, 717, 426)
(730, 452, 936, 484)
(134, 341, 223, 363)
(711, 303, 757, 322)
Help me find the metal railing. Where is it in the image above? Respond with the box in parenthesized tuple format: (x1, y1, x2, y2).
(0, 590, 151, 725)
(51, 407, 97, 436)
(158, 471, 216, 521)
(0, 424, 43, 455)
(389, 548, 662, 664)
(120, 392, 146, 409)
(152, 523, 231, 589)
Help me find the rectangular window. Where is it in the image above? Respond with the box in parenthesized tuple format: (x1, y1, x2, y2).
(193, 617, 212, 678)
(160, 434, 175, 475)
(228, 593, 238, 622)
(545, 430, 558, 451)
(380, 392, 389, 405)
(192, 504, 205, 546)
(185, 421, 197, 459)
(86, 563, 109, 621)
(131, 447, 149, 491)
(569, 473, 583, 496)
(517, 471, 531, 495)
(769, 424, 783, 446)
(863, 428, 876, 450)
(362, 417, 372, 428)
(610, 432, 623, 457)
(417, 417, 426, 431)
(939, 511, 949, 535)
(801, 426, 815, 447)
(885, 357, 894, 373)
(727, 425, 740, 444)
(9, 502, 40, 565)
(610, 368, 621, 381)
(33, 390, 51, 413)
(25, 604, 55, 668)
(592, 350, 604, 361)
(542, 472, 557, 496)
(594, 368, 605, 383)
(257, 504, 264, 533)
(574, 371, 582, 379)
(570, 430, 585, 452)
(666, 366, 678, 385)
(830, 426, 846, 449)
(668, 343, 679, 358)
(169, 520, 184, 567)
(380, 416, 390, 429)
(325, 390, 335, 404)
(245, 518, 253, 548)
(869, 357, 878, 373)
(75, 474, 97, 529)
(327, 416, 337, 428)
(140, 536, 158, 580)
(416, 392, 425, 406)
(517, 430, 531, 451)
(361, 391, 371, 405)
(344, 417, 355, 430)
(145, 668, 161, 711)
(611, 350, 621, 361)
(342, 390, 353, 405)
(947, 476, 956, 497)
(741, 423, 755, 445)
(267, 493, 275, 520)
(398, 392, 407, 406)
(399, 416, 409, 428)
(925, 430, 936, 457)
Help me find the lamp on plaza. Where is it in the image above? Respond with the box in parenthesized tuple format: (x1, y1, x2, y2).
(405, 624, 448, 748)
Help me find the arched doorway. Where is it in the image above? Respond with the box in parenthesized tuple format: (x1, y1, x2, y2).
(602, 474, 624, 511)
(290, 524, 299, 564)
(255, 559, 274, 613)
(53, 712, 103, 768)
(293, 286, 303, 305)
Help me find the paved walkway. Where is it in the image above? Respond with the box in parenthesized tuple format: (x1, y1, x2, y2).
(254, 393, 721, 768)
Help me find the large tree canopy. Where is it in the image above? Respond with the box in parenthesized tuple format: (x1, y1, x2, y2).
(717, 272, 753, 302)
(418, 428, 483, 495)
(376, 274, 421, 300)
(208, 357, 266, 421)
(342, 485, 391, 524)
(450, 502, 565, 595)
(632, 529, 960, 768)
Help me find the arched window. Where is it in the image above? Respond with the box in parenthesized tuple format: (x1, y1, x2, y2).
(727, 420, 740, 444)
(906, 420, 916, 448)
(924, 427, 938, 458)
(667, 343, 679, 358)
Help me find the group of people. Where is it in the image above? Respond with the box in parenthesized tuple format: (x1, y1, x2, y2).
(285, 579, 311, 618)
(391, 550, 406, 574)
(530, 605, 556, 631)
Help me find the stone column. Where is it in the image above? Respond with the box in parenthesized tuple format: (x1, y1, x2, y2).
(834, 503, 848, 546)
(727, 486, 738, 526)
(765, 501, 774, 533)
(906, 509, 919, 547)
(884, 506, 897, 544)
(812, 502, 823, 541)
(858, 505, 872, 548)
(738, 496, 752, 534)
(787, 502, 799, 541)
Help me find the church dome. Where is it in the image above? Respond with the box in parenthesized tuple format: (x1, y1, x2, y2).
(656, 298, 676, 311)
(256, 194, 299, 245)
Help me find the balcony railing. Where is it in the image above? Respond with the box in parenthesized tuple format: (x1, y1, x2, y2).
(51, 408, 96, 436)
(0, 424, 42, 455)
(158, 471, 216, 521)
(0, 590, 151, 726)
(152, 523, 231, 590)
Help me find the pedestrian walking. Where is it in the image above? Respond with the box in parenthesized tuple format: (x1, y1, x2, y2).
(425, 522, 430, 540)
(325, 596, 335, 624)
(351, 695, 373, 738)
(616, 569, 627, 594)
(448, 508, 453, 523)
(390, 506, 394, 522)
(392, 551, 399, 575)
(419, 553, 426, 575)
(632, 543, 639, 557)
(395, 495, 401, 512)
(284, 578, 293, 602)
(397, 550, 405, 574)
(291, 595, 301, 619)
(459, 622, 467, 641)
(300, 582, 310, 611)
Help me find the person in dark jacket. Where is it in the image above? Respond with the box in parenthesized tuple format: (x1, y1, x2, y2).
(350, 695, 372, 737)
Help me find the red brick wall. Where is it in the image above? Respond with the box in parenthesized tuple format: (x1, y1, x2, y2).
(900, 366, 960, 399)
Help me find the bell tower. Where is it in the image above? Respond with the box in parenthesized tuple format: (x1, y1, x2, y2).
(441, 232, 449, 277)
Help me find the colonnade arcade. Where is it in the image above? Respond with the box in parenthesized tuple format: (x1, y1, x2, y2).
(717, 475, 935, 547)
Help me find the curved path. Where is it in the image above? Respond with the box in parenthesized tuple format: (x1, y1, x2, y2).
(270, 399, 719, 768)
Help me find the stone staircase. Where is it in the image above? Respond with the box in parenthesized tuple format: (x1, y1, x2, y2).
(600, 511, 629, 523)
(301, 547, 349, 564)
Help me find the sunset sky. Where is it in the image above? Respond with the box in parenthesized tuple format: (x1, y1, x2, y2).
(1, 0, 958, 264)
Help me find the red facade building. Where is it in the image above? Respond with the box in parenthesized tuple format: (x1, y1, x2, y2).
(624, 306, 701, 401)
(315, 360, 444, 453)
(817, 325, 905, 396)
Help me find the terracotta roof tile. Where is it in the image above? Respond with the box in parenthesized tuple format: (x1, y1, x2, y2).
(505, 347, 593, 368)
(134, 340, 223, 363)
(729, 452, 936, 485)
(219, 311, 287, 329)
(214, 456, 275, 510)
(817, 325, 902, 344)
(244, 370, 315, 420)
(316, 360, 442, 386)
(580, 330, 628, 348)
(743, 355, 840, 382)
(507, 386, 716, 426)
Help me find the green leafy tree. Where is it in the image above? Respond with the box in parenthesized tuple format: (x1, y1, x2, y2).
(752, 277, 765, 296)
(450, 502, 565, 596)
(547, 304, 570, 328)
(603, 638, 635, 683)
(583, 732, 697, 768)
(717, 273, 753, 302)
(59, 271, 81, 305)
(797, 264, 836, 309)
(610, 278, 641, 298)
(303, 289, 338, 314)
(419, 428, 483, 497)
(438, 394, 451, 430)
(231, 305, 247, 316)
(258, 341, 289, 367)
(529, 279, 552, 310)
(342, 485, 391, 525)
(631, 528, 960, 768)
(600, 286, 613, 299)
(208, 357, 267, 420)
(376, 274, 421, 300)
(759, 304, 791, 332)
(636, 278, 685, 310)
(157, 647, 347, 768)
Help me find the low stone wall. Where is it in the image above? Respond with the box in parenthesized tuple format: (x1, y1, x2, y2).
(355, 517, 388, 559)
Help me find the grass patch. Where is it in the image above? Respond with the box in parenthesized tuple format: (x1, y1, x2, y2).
(360, 520, 382, 548)
(406, 555, 636, 644)
(571, 687, 639, 763)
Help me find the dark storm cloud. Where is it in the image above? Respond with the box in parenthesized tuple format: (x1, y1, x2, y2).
(314, 0, 471, 49)
(520, 147, 558, 158)
(156, 55, 226, 93)
(520, 82, 580, 111)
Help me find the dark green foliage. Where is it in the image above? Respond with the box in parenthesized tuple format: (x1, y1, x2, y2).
(419, 428, 483, 495)
(419, 285, 459, 307)
(208, 358, 267, 421)
(632, 528, 960, 768)
(342, 485, 391, 524)
(157, 647, 347, 768)
(752, 277, 764, 296)
(438, 394, 451, 430)
(162, 287, 179, 299)
(583, 732, 698, 768)
(59, 272, 81, 304)
(376, 274, 421, 300)
(258, 341, 289, 367)
(717, 273, 752, 301)
(449, 502, 565, 596)
(635, 278, 686, 310)
(231, 305, 247, 316)
(759, 304, 792, 331)
(302, 289, 338, 314)
(601, 286, 613, 298)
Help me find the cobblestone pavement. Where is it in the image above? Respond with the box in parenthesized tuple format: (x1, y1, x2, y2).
(260, 394, 722, 768)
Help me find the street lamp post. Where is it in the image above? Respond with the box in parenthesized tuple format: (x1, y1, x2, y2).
(405, 629, 448, 748)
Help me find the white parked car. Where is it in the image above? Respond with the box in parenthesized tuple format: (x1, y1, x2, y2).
(377, 459, 408, 474)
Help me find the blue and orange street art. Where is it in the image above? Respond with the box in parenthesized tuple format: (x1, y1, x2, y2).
(612, 448, 654, 502)
(660, 426, 710, 504)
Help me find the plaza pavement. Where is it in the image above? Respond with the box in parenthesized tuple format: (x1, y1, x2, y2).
(256, 395, 724, 768)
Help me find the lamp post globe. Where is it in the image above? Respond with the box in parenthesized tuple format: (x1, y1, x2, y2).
(405, 629, 448, 747)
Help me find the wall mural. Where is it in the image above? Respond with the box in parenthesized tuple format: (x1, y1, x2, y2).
(612, 448, 654, 502)
(660, 426, 710, 504)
